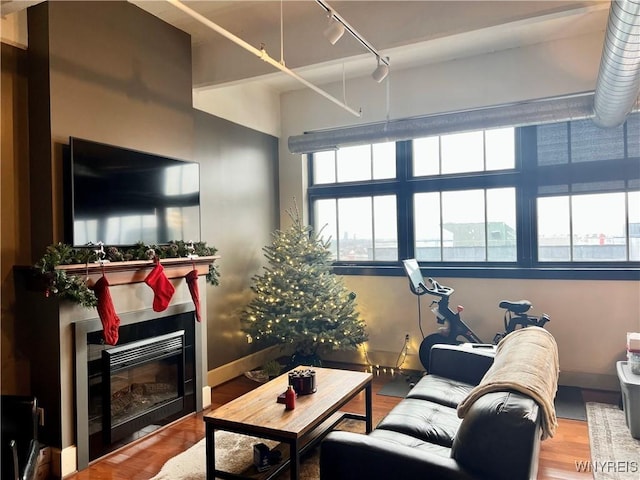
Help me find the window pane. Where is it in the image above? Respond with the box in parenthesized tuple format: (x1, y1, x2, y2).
(373, 196, 398, 260)
(537, 196, 570, 261)
(486, 188, 516, 261)
(314, 199, 337, 259)
(485, 128, 515, 170)
(441, 131, 484, 174)
(572, 193, 626, 261)
(372, 142, 396, 179)
(414, 192, 441, 261)
(442, 190, 486, 261)
(337, 145, 371, 182)
(337, 197, 372, 260)
(312, 151, 336, 184)
(413, 136, 439, 176)
(629, 191, 640, 261)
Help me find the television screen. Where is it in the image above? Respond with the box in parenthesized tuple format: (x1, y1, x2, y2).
(402, 259, 425, 293)
(67, 137, 201, 247)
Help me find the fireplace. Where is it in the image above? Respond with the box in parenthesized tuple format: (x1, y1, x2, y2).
(91, 329, 188, 452)
(14, 256, 214, 477)
(75, 304, 201, 468)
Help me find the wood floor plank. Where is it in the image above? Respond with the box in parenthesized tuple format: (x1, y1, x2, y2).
(63, 369, 618, 480)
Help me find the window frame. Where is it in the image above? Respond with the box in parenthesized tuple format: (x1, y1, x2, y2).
(307, 122, 640, 281)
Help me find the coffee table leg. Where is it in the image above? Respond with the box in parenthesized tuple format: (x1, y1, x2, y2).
(365, 382, 373, 433)
(206, 424, 215, 480)
(289, 439, 300, 480)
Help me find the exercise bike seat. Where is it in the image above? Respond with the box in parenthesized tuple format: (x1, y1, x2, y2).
(499, 300, 532, 314)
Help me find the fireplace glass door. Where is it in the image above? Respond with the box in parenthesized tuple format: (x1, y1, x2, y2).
(102, 330, 185, 444)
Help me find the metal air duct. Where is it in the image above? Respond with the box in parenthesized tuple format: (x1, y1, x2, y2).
(593, 0, 640, 128)
(288, 93, 596, 154)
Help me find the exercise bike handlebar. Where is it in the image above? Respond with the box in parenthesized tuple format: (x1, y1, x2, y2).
(424, 277, 454, 297)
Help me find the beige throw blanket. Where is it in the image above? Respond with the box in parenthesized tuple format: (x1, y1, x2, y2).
(457, 327, 559, 439)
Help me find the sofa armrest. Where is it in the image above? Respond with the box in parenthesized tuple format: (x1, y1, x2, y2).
(320, 431, 476, 480)
(429, 344, 495, 385)
(452, 391, 541, 480)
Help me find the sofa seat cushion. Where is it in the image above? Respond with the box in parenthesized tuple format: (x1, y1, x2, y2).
(375, 398, 462, 447)
(407, 374, 475, 408)
(369, 429, 452, 458)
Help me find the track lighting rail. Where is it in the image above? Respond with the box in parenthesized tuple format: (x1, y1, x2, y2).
(165, 0, 362, 117)
(315, 0, 390, 68)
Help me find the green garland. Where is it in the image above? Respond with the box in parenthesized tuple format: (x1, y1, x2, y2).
(36, 241, 220, 308)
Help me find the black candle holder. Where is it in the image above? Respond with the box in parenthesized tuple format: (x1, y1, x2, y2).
(288, 369, 317, 395)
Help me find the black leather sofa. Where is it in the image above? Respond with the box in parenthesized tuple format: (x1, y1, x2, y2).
(1, 395, 40, 480)
(321, 343, 547, 480)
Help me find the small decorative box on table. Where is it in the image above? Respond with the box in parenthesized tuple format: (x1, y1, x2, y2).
(288, 369, 317, 395)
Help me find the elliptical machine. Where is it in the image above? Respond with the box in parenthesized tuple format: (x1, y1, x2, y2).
(402, 259, 550, 371)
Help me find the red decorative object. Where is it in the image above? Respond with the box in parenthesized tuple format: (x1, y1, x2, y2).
(144, 261, 175, 312)
(185, 269, 201, 322)
(285, 385, 296, 410)
(92, 276, 120, 345)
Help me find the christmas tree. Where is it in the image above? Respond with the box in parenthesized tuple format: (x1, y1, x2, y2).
(241, 206, 367, 365)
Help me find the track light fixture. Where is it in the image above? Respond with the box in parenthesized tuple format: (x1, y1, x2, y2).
(315, 1, 390, 82)
(323, 15, 345, 45)
(372, 56, 389, 83)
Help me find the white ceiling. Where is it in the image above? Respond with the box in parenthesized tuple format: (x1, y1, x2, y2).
(1, 0, 611, 92)
(128, 1, 611, 92)
(0, 0, 612, 133)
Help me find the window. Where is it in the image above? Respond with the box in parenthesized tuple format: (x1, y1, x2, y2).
(537, 192, 638, 262)
(313, 142, 396, 184)
(414, 128, 515, 176)
(415, 188, 517, 262)
(308, 113, 639, 278)
(314, 196, 397, 261)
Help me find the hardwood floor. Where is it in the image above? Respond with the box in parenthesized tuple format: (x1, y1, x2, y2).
(65, 370, 618, 480)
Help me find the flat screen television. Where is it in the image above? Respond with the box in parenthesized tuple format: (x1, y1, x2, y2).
(65, 137, 201, 247)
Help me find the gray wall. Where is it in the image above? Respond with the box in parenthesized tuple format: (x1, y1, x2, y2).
(194, 110, 279, 369)
(5, 1, 278, 397)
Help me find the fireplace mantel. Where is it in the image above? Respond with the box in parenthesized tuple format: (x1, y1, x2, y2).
(55, 255, 220, 286)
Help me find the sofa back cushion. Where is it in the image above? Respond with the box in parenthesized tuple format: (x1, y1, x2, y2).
(406, 374, 475, 408)
(451, 391, 541, 480)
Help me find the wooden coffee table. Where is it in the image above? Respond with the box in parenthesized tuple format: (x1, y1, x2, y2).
(204, 367, 373, 480)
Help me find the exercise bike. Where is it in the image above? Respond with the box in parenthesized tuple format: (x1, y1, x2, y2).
(402, 259, 550, 371)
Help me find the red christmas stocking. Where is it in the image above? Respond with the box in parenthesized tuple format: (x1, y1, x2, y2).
(145, 261, 175, 312)
(92, 276, 120, 345)
(185, 269, 201, 322)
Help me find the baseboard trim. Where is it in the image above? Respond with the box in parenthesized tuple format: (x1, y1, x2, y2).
(323, 349, 423, 372)
(202, 385, 212, 409)
(53, 445, 77, 478)
(559, 370, 620, 392)
(207, 345, 294, 387)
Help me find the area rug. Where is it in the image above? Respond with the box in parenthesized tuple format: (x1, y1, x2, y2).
(586, 402, 640, 480)
(149, 419, 364, 480)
